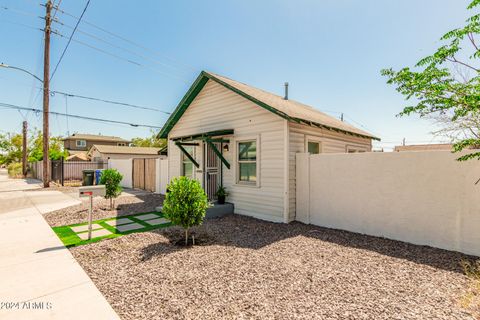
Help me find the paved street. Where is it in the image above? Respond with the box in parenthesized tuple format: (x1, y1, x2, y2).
(0, 169, 120, 319)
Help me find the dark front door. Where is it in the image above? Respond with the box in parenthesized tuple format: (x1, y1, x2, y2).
(204, 142, 221, 200)
(51, 159, 63, 184)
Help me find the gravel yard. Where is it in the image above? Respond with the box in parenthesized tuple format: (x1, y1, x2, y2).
(70, 214, 475, 320)
(44, 192, 164, 227)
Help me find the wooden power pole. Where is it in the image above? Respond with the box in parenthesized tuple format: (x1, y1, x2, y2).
(22, 121, 27, 177)
(42, 0, 52, 188)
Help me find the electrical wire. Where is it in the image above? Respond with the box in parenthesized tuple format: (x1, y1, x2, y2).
(53, 18, 192, 79)
(53, 5, 197, 73)
(0, 74, 172, 113)
(50, 30, 189, 83)
(50, 0, 91, 81)
(0, 102, 163, 129)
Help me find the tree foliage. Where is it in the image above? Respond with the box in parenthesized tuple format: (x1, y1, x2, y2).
(99, 169, 123, 210)
(162, 176, 209, 245)
(131, 130, 166, 148)
(0, 129, 68, 165)
(382, 0, 480, 161)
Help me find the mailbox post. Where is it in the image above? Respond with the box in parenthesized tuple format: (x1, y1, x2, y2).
(79, 185, 106, 240)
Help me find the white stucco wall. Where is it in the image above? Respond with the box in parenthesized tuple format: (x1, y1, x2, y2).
(296, 150, 480, 256)
(108, 159, 132, 188)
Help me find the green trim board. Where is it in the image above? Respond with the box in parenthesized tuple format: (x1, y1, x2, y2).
(52, 212, 172, 248)
(171, 129, 234, 142)
(157, 71, 379, 141)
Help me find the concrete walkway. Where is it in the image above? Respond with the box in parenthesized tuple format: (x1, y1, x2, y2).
(0, 170, 120, 319)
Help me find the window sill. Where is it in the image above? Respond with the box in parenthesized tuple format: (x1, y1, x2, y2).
(234, 182, 260, 188)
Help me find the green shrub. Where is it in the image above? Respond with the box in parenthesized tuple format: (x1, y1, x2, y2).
(7, 162, 22, 178)
(99, 169, 123, 210)
(162, 176, 209, 245)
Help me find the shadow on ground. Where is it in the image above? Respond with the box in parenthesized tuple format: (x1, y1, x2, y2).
(140, 214, 476, 274)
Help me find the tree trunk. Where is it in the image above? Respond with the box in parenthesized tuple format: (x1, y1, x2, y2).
(110, 198, 113, 210)
(185, 228, 189, 246)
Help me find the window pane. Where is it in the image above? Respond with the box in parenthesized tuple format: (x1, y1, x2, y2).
(183, 162, 193, 178)
(308, 142, 320, 154)
(182, 146, 194, 161)
(239, 141, 256, 161)
(239, 163, 256, 182)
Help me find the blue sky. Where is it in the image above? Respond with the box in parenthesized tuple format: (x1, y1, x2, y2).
(0, 0, 473, 150)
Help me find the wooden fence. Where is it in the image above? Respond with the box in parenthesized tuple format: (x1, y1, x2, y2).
(133, 158, 156, 192)
(29, 160, 107, 183)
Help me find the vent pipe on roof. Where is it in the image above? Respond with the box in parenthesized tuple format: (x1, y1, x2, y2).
(284, 82, 289, 100)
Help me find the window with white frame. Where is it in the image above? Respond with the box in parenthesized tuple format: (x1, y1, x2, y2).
(182, 146, 195, 179)
(76, 140, 86, 148)
(237, 140, 257, 184)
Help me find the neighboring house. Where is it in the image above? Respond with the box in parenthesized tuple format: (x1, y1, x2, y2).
(63, 133, 130, 154)
(88, 145, 164, 161)
(394, 143, 453, 152)
(158, 71, 379, 223)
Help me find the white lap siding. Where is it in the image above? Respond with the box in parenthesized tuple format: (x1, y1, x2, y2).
(168, 80, 286, 222)
(287, 122, 372, 222)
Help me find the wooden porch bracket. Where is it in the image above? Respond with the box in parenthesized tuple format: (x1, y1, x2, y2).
(175, 141, 200, 168)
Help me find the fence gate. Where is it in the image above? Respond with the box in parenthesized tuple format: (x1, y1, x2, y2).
(51, 159, 64, 184)
(133, 158, 156, 192)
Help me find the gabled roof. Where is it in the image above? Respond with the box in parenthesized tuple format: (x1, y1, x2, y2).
(63, 133, 130, 143)
(159, 71, 380, 140)
(89, 145, 161, 155)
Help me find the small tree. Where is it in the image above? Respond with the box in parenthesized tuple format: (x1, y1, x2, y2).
(381, 0, 480, 161)
(162, 176, 209, 245)
(99, 169, 123, 210)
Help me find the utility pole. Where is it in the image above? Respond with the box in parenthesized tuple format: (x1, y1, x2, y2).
(22, 121, 27, 177)
(42, 0, 52, 188)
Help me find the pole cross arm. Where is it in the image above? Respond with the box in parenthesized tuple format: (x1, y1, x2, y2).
(175, 141, 200, 168)
(205, 138, 230, 170)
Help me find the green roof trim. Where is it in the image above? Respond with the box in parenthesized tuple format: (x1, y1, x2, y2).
(158, 71, 378, 141)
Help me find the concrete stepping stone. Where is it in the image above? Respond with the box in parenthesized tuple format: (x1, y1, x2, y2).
(115, 223, 145, 232)
(135, 213, 160, 221)
(78, 228, 112, 240)
(104, 218, 134, 227)
(143, 218, 170, 226)
(71, 223, 103, 233)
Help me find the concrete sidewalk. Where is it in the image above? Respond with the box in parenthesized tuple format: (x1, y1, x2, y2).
(0, 173, 120, 319)
(0, 169, 42, 192)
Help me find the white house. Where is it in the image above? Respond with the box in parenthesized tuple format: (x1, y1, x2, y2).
(158, 71, 379, 223)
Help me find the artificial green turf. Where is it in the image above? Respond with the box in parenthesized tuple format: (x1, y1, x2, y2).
(52, 212, 172, 248)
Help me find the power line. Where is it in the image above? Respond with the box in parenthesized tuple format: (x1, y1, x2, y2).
(0, 102, 163, 129)
(50, 0, 91, 81)
(51, 90, 171, 114)
(53, 5, 197, 74)
(53, 18, 192, 80)
(0, 73, 172, 113)
(51, 30, 190, 83)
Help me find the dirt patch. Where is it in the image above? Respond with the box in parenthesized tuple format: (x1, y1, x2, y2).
(44, 193, 164, 227)
(70, 214, 476, 320)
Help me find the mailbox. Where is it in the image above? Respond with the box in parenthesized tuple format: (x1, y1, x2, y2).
(79, 185, 106, 198)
